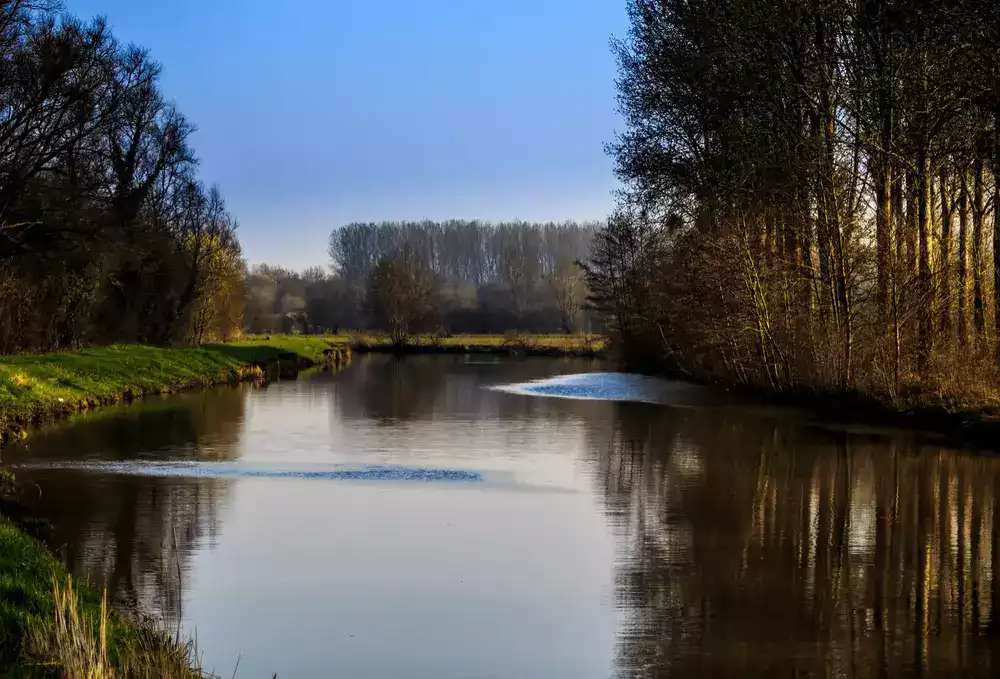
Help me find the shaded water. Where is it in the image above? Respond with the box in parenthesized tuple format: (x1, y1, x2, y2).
(5, 355, 1000, 677)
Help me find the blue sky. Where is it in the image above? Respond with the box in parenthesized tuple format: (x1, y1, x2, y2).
(68, 0, 627, 270)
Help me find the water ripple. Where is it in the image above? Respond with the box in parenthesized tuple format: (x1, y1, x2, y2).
(9, 461, 484, 483)
(490, 372, 684, 404)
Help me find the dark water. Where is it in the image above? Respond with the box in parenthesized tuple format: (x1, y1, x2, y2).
(5, 355, 1000, 678)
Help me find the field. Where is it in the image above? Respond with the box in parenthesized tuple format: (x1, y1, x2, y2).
(242, 332, 608, 356)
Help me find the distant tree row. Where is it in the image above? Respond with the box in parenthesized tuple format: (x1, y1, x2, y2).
(246, 221, 601, 337)
(587, 0, 1000, 405)
(0, 1, 242, 353)
(333, 220, 599, 337)
(244, 264, 357, 335)
(330, 220, 598, 287)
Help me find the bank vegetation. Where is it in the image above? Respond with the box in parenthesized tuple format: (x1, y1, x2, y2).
(0, 0, 243, 355)
(586, 0, 1000, 418)
(0, 337, 335, 445)
(245, 221, 602, 341)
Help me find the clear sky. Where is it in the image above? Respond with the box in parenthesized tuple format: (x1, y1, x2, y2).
(67, 0, 627, 270)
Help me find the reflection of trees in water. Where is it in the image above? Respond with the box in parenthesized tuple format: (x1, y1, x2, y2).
(332, 354, 603, 423)
(39, 475, 229, 626)
(596, 406, 1000, 677)
(349, 355, 448, 421)
(13, 385, 248, 625)
(12, 385, 251, 461)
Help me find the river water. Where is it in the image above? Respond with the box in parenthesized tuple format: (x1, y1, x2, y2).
(5, 355, 1000, 677)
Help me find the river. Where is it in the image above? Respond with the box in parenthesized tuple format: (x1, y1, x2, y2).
(5, 355, 1000, 677)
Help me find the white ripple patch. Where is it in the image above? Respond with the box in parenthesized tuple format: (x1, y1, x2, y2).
(6, 461, 582, 493)
(490, 372, 679, 404)
(8, 461, 484, 484)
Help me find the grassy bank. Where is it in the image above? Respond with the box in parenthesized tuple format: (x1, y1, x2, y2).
(1, 515, 132, 676)
(1, 512, 216, 677)
(0, 338, 339, 675)
(0, 337, 338, 446)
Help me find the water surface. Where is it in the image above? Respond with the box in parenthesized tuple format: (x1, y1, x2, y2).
(6, 355, 1000, 677)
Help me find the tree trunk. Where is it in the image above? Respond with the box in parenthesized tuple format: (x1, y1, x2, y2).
(906, 170, 919, 281)
(939, 169, 953, 337)
(876, 134, 892, 315)
(973, 159, 986, 337)
(994, 123, 1000, 360)
(917, 148, 931, 372)
(958, 170, 969, 345)
(874, 2, 893, 318)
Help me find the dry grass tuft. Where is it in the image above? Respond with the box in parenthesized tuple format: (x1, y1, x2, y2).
(28, 579, 115, 678)
(26, 578, 232, 679)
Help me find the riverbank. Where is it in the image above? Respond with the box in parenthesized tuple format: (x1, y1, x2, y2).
(343, 333, 607, 358)
(0, 337, 340, 447)
(651, 362, 1000, 451)
(754, 384, 1000, 450)
(0, 338, 341, 675)
(1, 513, 131, 675)
(1, 510, 216, 677)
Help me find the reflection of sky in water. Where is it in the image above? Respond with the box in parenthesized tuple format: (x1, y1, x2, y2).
(11, 355, 1000, 678)
(4, 357, 621, 679)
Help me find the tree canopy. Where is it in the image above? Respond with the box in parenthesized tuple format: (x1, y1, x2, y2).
(0, 1, 242, 352)
(588, 0, 1000, 402)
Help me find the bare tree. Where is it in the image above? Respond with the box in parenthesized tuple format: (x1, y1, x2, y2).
(592, 0, 1000, 405)
(365, 252, 438, 346)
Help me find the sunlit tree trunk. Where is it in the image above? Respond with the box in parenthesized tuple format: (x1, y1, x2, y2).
(958, 170, 970, 345)
(872, 0, 893, 317)
(994, 121, 1000, 360)
(917, 147, 931, 372)
(939, 170, 953, 337)
(973, 159, 986, 337)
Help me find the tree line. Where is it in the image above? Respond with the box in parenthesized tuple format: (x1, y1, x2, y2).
(244, 264, 353, 335)
(0, 1, 242, 354)
(246, 220, 600, 338)
(587, 0, 1000, 405)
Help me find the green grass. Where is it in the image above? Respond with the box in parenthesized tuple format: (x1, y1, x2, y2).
(214, 335, 339, 362)
(1, 515, 215, 677)
(0, 517, 138, 676)
(271, 331, 607, 354)
(0, 336, 338, 444)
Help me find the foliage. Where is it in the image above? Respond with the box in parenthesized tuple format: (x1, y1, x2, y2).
(187, 229, 245, 344)
(325, 220, 600, 334)
(243, 264, 358, 335)
(340, 332, 606, 354)
(0, 3, 243, 355)
(25, 578, 212, 679)
(246, 217, 603, 336)
(365, 254, 439, 346)
(592, 0, 1000, 408)
(1, 518, 241, 677)
(0, 470, 15, 498)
